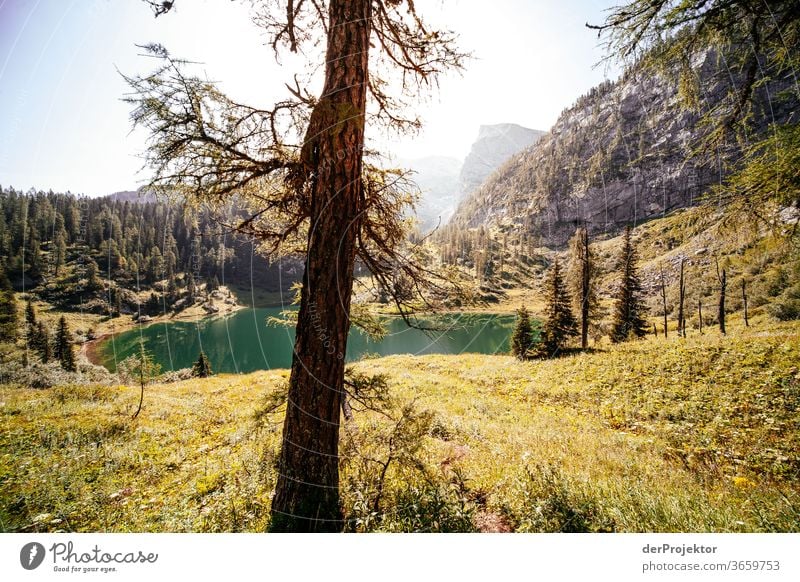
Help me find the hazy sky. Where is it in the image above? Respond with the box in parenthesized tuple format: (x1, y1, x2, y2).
(0, 0, 620, 196)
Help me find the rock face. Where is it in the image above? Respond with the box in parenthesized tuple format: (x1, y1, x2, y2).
(458, 123, 546, 197)
(451, 50, 796, 247)
(408, 124, 544, 230)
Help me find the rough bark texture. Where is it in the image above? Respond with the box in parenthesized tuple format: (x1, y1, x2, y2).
(580, 228, 590, 349)
(270, 0, 371, 532)
(718, 268, 727, 335)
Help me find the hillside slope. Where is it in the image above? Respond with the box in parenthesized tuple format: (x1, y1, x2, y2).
(1, 318, 798, 532)
(451, 51, 797, 247)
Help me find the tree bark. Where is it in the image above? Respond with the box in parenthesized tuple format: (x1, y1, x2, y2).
(659, 264, 668, 338)
(580, 227, 590, 349)
(270, 0, 371, 532)
(718, 268, 727, 335)
(677, 259, 685, 338)
(742, 279, 749, 327)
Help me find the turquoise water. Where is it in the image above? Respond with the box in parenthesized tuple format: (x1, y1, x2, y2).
(98, 308, 516, 373)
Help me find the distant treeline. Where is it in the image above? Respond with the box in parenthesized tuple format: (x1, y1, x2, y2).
(0, 186, 299, 298)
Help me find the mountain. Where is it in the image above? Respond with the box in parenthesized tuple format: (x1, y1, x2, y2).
(407, 124, 545, 231)
(400, 156, 461, 230)
(451, 50, 797, 247)
(458, 123, 546, 197)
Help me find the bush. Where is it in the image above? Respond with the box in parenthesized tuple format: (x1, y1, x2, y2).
(157, 368, 194, 383)
(767, 298, 800, 321)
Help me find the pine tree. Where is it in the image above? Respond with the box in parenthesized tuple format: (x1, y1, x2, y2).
(538, 259, 578, 357)
(25, 299, 37, 341)
(0, 267, 18, 343)
(115, 288, 123, 317)
(510, 306, 535, 360)
(32, 321, 51, 363)
(567, 226, 599, 349)
(55, 316, 76, 371)
(610, 226, 648, 342)
(186, 272, 197, 303)
(192, 350, 213, 378)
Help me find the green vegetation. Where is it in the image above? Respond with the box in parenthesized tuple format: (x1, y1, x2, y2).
(192, 351, 213, 378)
(610, 226, 649, 342)
(535, 259, 577, 357)
(1, 316, 797, 532)
(510, 306, 535, 360)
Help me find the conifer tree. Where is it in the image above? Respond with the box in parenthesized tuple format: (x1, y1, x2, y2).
(54, 315, 76, 372)
(510, 306, 535, 360)
(32, 321, 51, 363)
(25, 299, 37, 331)
(0, 268, 18, 343)
(567, 226, 599, 349)
(611, 226, 648, 342)
(537, 259, 578, 357)
(192, 350, 213, 378)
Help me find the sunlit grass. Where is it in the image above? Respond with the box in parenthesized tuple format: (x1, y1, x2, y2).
(1, 319, 798, 532)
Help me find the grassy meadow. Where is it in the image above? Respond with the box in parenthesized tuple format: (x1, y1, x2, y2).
(1, 314, 798, 533)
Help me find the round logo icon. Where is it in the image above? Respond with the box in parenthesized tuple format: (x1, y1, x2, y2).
(20, 542, 46, 570)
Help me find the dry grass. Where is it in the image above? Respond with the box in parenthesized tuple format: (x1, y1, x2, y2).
(1, 317, 798, 532)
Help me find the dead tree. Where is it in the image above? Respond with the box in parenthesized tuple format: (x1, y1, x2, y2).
(716, 259, 727, 335)
(698, 299, 704, 333)
(677, 258, 686, 337)
(742, 278, 749, 327)
(659, 263, 668, 338)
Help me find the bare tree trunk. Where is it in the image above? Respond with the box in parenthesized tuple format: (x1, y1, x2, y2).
(659, 264, 668, 338)
(580, 227, 590, 349)
(698, 299, 703, 334)
(742, 279, 749, 327)
(677, 259, 686, 338)
(718, 267, 727, 335)
(270, 0, 371, 532)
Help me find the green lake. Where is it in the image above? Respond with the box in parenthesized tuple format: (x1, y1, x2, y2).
(97, 308, 516, 374)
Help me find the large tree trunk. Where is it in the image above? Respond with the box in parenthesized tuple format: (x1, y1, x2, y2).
(270, 0, 371, 532)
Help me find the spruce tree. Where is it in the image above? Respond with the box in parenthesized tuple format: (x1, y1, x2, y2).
(33, 321, 51, 363)
(55, 316, 77, 372)
(538, 259, 578, 357)
(567, 226, 599, 349)
(192, 350, 213, 378)
(0, 267, 18, 343)
(610, 226, 648, 342)
(510, 306, 535, 360)
(25, 299, 37, 332)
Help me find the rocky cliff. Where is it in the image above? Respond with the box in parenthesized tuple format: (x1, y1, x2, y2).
(409, 124, 544, 230)
(451, 50, 796, 247)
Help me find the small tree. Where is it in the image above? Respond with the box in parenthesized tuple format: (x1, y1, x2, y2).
(25, 299, 37, 331)
(119, 339, 161, 420)
(510, 306, 535, 360)
(54, 316, 76, 372)
(742, 278, 749, 327)
(610, 226, 648, 342)
(675, 258, 687, 338)
(567, 226, 599, 349)
(192, 350, 213, 378)
(537, 259, 578, 357)
(716, 259, 727, 335)
(32, 321, 51, 363)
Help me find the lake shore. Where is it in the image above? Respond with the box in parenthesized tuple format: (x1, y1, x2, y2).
(83, 287, 246, 367)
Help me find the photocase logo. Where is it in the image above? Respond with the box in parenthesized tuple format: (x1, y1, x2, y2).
(20, 542, 46, 570)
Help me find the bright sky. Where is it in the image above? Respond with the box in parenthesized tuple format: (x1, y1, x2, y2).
(0, 0, 620, 196)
